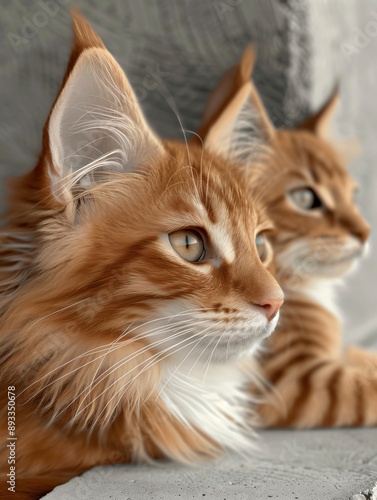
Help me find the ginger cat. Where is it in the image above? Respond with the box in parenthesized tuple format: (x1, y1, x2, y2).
(0, 16, 284, 499)
(199, 45, 376, 429)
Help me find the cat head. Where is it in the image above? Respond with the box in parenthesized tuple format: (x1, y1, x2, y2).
(2, 11, 284, 392)
(199, 45, 370, 287)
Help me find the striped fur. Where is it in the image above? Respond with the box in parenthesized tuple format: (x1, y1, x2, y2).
(199, 44, 375, 430)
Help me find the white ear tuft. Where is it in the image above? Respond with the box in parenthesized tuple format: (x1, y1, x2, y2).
(48, 47, 163, 200)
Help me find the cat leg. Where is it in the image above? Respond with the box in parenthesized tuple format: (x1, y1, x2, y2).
(344, 345, 377, 368)
(258, 355, 377, 428)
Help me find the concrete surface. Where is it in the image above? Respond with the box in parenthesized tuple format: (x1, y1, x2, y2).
(44, 429, 377, 500)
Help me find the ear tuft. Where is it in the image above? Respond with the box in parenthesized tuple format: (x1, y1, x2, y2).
(60, 9, 105, 91)
(238, 44, 256, 85)
(297, 86, 340, 140)
(71, 8, 105, 52)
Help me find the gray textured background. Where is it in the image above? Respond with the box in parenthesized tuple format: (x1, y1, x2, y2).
(0, 0, 377, 498)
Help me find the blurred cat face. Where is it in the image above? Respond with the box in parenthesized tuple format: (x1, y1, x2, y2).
(259, 130, 370, 281)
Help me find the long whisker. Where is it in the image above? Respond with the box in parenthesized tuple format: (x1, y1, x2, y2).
(22, 323, 185, 407)
(202, 330, 227, 383)
(153, 82, 206, 204)
(50, 324, 197, 423)
(47, 317, 212, 421)
(157, 320, 220, 397)
(71, 320, 211, 421)
(186, 130, 204, 197)
(187, 330, 219, 377)
(85, 328, 211, 430)
(18, 298, 90, 343)
(73, 319, 211, 415)
(205, 154, 215, 206)
(18, 308, 208, 398)
(156, 86, 191, 168)
(82, 313, 199, 404)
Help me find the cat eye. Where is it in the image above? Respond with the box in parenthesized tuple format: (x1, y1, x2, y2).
(255, 234, 269, 263)
(168, 230, 206, 263)
(289, 187, 322, 210)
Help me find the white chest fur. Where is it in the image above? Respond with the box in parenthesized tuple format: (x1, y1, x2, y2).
(302, 279, 342, 319)
(159, 360, 256, 453)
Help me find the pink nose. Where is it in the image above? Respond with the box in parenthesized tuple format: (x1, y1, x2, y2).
(255, 297, 284, 321)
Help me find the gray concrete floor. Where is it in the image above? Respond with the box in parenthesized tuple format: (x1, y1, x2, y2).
(44, 428, 377, 500)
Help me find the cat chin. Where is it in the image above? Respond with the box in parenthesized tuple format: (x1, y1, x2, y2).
(302, 252, 362, 279)
(320, 241, 369, 278)
(279, 251, 363, 286)
(315, 259, 357, 278)
(277, 236, 365, 281)
(191, 313, 279, 365)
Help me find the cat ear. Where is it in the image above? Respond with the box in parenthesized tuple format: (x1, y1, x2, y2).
(297, 88, 340, 140)
(199, 44, 275, 162)
(44, 10, 163, 200)
(298, 88, 362, 165)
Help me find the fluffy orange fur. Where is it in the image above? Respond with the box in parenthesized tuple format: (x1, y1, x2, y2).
(199, 45, 377, 430)
(0, 15, 283, 499)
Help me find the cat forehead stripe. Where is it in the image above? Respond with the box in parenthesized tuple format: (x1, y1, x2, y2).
(207, 220, 236, 264)
(193, 196, 237, 264)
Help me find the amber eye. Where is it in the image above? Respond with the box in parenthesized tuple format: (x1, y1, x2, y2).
(256, 233, 269, 263)
(289, 187, 322, 210)
(169, 230, 205, 263)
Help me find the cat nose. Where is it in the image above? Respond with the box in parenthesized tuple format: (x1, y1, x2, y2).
(254, 297, 284, 321)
